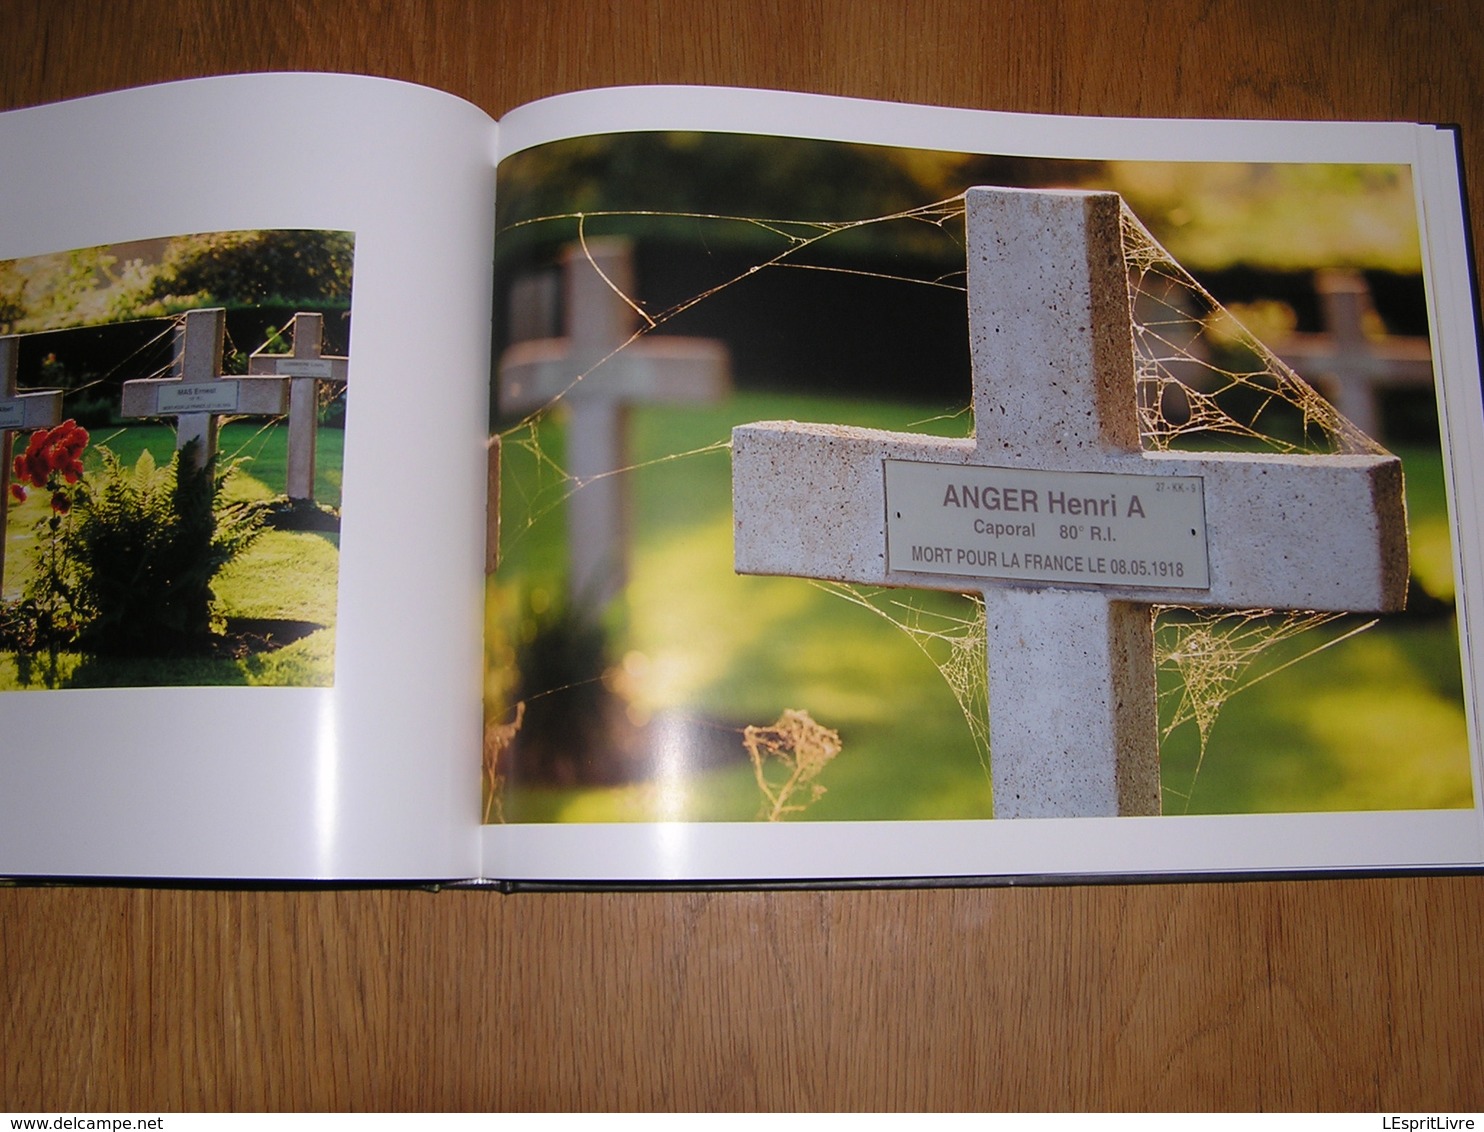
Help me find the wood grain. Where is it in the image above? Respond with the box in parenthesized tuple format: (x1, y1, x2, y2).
(3, 0, 1483, 1111)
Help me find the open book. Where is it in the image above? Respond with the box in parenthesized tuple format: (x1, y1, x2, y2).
(1, 73, 1481, 884)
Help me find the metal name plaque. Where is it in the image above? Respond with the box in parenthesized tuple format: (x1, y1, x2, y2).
(269, 358, 334, 378)
(0, 401, 24, 428)
(157, 382, 241, 414)
(884, 459, 1211, 590)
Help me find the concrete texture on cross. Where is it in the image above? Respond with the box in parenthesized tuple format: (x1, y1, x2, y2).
(732, 187, 1408, 819)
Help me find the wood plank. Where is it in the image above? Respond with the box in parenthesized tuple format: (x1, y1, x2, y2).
(3, 879, 1482, 1109)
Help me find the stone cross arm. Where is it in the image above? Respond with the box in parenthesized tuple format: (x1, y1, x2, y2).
(120, 375, 291, 418)
(246, 354, 350, 381)
(0, 388, 63, 429)
(120, 308, 289, 470)
(500, 335, 729, 415)
(732, 420, 1408, 614)
(0, 335, 63, 429)
(122, 307, 291, 418)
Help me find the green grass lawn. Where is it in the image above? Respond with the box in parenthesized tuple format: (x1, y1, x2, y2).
(82, 421, 345, 510)
(487, 391, 1474, 823)
(1, 420, 342, 689)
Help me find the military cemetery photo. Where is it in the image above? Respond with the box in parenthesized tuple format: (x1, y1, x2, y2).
(484, 131, 1472, 826)
(0, 228, 352, 690)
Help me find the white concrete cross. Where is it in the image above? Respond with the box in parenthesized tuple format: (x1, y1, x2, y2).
(122, 308, 289, 471)
(732, 188, 1409, 818)
(0, 334, 63, 589)
(1275, 268, 1433, 440)
(246, 312, 349, 501)
(499, 237, 730, 611)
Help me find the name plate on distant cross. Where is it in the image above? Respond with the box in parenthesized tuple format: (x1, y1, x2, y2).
(0, 391, 61, 430)
(265, 358, 334, 378)
(884, 459, 1211, 589)
(156, 382, 242, 414)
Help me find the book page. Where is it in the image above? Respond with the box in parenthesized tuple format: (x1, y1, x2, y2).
(481, 86, 1484, 882)
(0, 74, 495, 879)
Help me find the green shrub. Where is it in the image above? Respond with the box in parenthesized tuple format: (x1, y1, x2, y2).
(0, 597, 44, 651)
(67, 442, 267, 655)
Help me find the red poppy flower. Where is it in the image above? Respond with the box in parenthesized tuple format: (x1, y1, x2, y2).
(13, 421, 90, 494)
(8, 483, 25, 503)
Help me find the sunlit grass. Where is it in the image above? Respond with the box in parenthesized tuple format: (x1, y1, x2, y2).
(214, 527, 339, 623)
(1, 421, 343, 690)
(85, 420, 345, 509)
(489, 392, 1472, 823)
(1162, 622, 1472, 813)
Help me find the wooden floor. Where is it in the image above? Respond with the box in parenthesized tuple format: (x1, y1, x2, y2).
(3, 0, 1483, 1112)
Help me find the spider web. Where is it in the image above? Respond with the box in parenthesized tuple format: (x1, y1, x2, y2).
(491, 193, 1394, 814)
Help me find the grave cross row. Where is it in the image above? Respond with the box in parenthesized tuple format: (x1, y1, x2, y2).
(499, 237, 730, 611)
(122, 307, 289, 470)
(732, 188, 1409, 819)
(246, 312, 349, 502)
(0, 334, 64, 589)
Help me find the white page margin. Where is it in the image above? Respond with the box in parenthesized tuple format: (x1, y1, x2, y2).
(0, 74, 496, 880)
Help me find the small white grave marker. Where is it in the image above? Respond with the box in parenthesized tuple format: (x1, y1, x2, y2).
(499, 238, 730, 610)
(122, 308, 289, 470)
(0, 335, 64, 589)
(1275, 268, 1433, 439)
(732, 188, 1408, 818)
(247, 312, 349, 501)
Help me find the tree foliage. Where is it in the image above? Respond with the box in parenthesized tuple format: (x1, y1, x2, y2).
(0, 230, 354, 333)
(120, 230, 355, 315)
